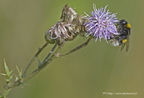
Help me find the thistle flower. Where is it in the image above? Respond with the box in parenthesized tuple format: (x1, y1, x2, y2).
(85, 4, 119, 41)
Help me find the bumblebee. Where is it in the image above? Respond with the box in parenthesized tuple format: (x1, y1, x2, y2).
(109, 19, 131, 52)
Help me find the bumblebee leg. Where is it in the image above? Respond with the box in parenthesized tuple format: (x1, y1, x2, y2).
(120, 43, 125, 51)
(57, 37, 92, 57)
(126, 43, 129, 52)
(125, 38, 129, 52)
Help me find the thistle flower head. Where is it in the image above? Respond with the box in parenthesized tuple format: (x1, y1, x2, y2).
(85, 4, 119, 41)
(60, 4, 77, 23)
(45, 22, 75, 44)
(60, 4, 86, 34)
(45, 4, 87, 44)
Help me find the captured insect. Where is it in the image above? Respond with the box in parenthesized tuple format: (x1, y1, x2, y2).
(109, 19, 131, 52)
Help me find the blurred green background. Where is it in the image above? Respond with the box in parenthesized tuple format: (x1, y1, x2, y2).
(0, 0, 143, 98)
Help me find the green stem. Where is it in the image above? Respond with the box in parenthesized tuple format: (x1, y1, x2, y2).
(22, 42, 49, 78)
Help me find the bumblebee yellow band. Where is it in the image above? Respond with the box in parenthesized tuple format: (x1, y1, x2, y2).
(122, 39, 127, 43)
(126, 23, 131, 28)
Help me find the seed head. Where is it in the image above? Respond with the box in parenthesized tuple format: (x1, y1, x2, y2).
(60, 4, 77, 23)
(45, 22, 75, 44)
(45, 4, 87, 44)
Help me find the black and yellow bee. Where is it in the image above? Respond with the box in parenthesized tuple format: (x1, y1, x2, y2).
(109, 19, 131, 52)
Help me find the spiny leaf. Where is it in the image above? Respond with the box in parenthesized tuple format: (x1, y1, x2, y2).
(4, 59, 10, 75)
(0, 96, 5, 98)
(3, 59, 13, 78)
(0, 73, 6, 76)
(0, 89, 11, 98)
(5, 79, 11, 83)
(16, 66, 20, 73)
(16, 66, 22, 77)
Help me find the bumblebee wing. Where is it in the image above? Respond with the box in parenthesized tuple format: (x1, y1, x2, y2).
(125, 38, 130, 52)
(120, 42, 126, 51)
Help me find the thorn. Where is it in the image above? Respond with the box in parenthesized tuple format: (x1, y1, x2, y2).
(55, 53, 60, 57)
(0, 73, 6, 76)
(37, 59, 42, 67)
(61, 57, 67, 61)
(15, 76, 19, 81)
(38, 47, 41, 51)
(23, 83, 30, 86)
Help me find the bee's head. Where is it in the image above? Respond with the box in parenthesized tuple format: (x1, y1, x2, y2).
(120, 19, 127, 25)
(119, 19, 131, 29)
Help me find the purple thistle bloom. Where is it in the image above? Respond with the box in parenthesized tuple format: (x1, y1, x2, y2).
(85, 4, 120, 41)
